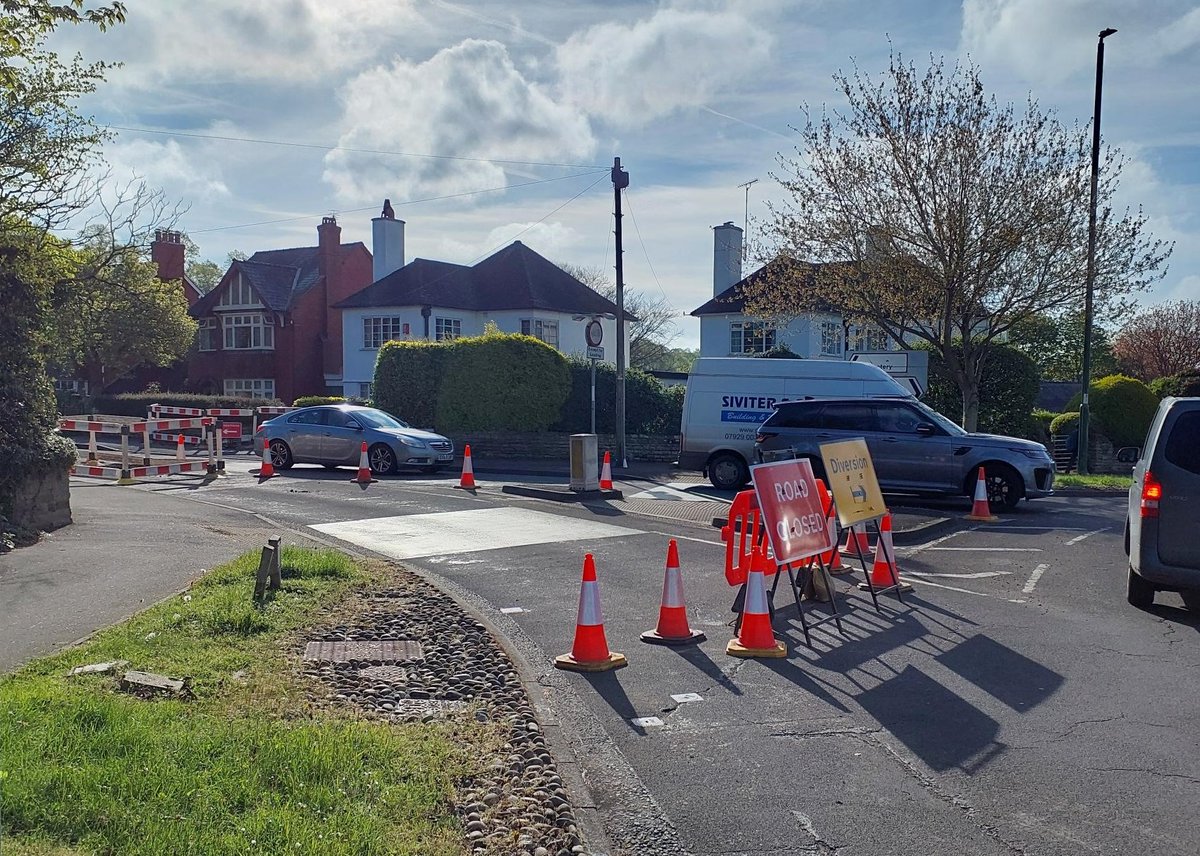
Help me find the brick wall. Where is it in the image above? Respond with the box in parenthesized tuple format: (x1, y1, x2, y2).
(447, 431, 680, 463)
(9, 467, 72, 531)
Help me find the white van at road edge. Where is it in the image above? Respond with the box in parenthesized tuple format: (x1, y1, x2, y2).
(678, 356, 916, 489)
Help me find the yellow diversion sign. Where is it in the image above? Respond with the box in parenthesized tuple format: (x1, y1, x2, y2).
(819, 438, 888, 526)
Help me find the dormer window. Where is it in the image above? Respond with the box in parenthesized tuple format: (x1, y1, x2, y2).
(217, 273, 262, 308)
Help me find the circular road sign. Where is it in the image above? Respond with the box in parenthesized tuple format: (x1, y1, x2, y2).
(585, 319, 604, 347)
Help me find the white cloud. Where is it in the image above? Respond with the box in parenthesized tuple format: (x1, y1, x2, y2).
(103, 137, 231, 203)
(322, 39, 596, 203)
(555, 4, 773, 127)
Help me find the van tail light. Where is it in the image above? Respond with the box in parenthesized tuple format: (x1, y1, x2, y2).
(756, 431, 777, 444)
(1140, 470, 1162, 518)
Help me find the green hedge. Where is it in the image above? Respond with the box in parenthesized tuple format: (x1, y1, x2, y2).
(1149, 371, 1200, 399)
(291, 395, 372, 408)
(374, 331, 570, 433)
(1065, 374, 1158, 447)
(1049, 411, 1079, 437)
(552, 358, 684, 435)
(919, 343, 1041, 437)
(90, 392, 284, 416)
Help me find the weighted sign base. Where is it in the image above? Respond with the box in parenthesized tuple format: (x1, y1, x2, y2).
(554, 651, 628, 672)
(858, 579, 914, 593)
(725, 638, 786, 659)
(641, 628, 706, 646)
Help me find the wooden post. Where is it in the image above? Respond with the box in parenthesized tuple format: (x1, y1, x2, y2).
(268, 536, 282, 590)
(254, 544, 276, 602)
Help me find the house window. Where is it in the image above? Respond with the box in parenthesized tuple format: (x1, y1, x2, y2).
(730, 321, 776, 355)
(217, 274, 261, 308)
(820, 321, 843, 356)
(435, 317, 462, 341)
(223, 313, 274, 350)
(358, 382, 373, 398)
(224, 378, 275, 399)
(521, 318, 559, 347)
(850, 324, 890, 352)
(363, 316, 404, 349)
(198, 318, 217, 352)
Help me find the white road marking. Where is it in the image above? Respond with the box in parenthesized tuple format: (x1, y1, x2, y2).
(310, 507, 644, 560)
(905, 570, 1012, 579)
(1022, 563, 1050, 594)
(499, 607, 526, 614)
(631, 716, 664, 727)
(671, 693, 703, 703)
(926, 547, 1043, 552)
(627, 482, 726, 503)
(904, 577, 993, 597)
(671, 533, 724, 547)
(992, 526, 1091, 531)
(1065, 527, 1108, 546)
(903, 528, 972, 555)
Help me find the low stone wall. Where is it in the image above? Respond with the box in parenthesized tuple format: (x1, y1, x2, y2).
(8, 467, 72, 531)
(1051, 431, 1130, 475)
(447, 431, 679, 463)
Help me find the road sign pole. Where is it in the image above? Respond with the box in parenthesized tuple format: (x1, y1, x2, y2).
(590, 358, 597, 435)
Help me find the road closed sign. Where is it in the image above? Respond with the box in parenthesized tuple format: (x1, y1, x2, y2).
(750, 457, 834, 566)
(819, 438, 887, 526)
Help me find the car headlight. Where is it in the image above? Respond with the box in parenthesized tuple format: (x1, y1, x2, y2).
(397, 436, 427, 449)
(1017, 449, 1048, 460)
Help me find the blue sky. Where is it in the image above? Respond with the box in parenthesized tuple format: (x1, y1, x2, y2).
(57, 0, 1200, 349)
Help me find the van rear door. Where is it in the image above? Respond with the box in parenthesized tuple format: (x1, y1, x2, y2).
(1156, 407, 1200, 568)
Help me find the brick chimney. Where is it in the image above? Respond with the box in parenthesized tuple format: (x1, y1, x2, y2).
(317, 215, 343, 381)
(151, 229, 185, 282)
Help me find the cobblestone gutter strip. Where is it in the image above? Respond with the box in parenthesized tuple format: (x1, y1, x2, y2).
(303, 566, 592, 856)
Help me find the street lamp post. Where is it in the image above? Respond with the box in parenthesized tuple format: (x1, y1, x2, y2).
(1078, 27, 1116, 477)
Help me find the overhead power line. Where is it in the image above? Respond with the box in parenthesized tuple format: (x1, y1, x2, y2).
(108, 124, 606, 170)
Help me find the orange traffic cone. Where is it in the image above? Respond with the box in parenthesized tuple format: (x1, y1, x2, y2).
(842, 522, 871, 560)
(599, 450, 614, 490)
(257, 437, 275, 478)
(815, 479, 848, 574)
(966, 466, 999, 521)
(175, 433, 185, 461)
(555, 554, 627, 672)
(858, 514, 914, 592)
(641, 540, 705, 645)
(351, 440, 376, 484)
(726, 566, 786, 658)
(456, 444, 476, 490)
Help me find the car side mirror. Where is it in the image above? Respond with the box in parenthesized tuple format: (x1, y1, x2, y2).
(1116, 446, 1140, 464)
(347, 420, 363, 431)
(915, 423, 936, 436)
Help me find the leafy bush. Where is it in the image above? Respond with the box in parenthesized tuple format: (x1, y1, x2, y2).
(1149, 371, 1200, 399)
(1049, 411, 1079, 437)
(91, 392, 283, 416)
(291, 395, 371, 408)
(553, 358, 684, 435)
(919, 343, 1040, 436)
(1026, 409, 1057, 446)
(1064, 374, 1159, 447)
(375, 331, 570, 432)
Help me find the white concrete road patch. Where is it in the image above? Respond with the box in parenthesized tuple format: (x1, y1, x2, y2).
(310, 507, 644, 560)
(626, 482, 727, 503)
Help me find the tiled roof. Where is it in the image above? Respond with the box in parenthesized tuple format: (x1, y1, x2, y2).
(691, 258, 851, 316)
(189, 243, 365, 315)
(335, 241, 623, 318)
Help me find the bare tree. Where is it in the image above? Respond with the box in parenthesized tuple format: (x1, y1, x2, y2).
(1112, 300, 1200, 380)
(558, 263, 681, 369)
(742, 52, 1170, 429)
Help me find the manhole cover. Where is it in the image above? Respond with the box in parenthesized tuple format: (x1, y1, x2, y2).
(357, 665, 408, 682)
(303, 640, 424, 663)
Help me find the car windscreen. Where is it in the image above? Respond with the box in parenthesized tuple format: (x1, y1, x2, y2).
(912, 400, 968, 436)
(350, 409, 410, 430)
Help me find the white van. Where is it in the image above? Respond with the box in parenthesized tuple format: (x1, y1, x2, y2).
(678, 357, 916, 489)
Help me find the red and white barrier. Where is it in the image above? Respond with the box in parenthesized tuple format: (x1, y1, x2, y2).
(253, 405, 294, 433)
(148, 403, 205, 418)
(207, 408, 255, 418)
(148, 432, 205, 445)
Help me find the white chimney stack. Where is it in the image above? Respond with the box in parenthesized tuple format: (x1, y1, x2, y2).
(713, 221, 743, 297)
(371, 208, 405, 282)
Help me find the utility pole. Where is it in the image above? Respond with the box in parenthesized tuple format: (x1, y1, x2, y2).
(612, 157, 629, 469)
(1079, 27, 1117, 476)
(738, 178, 757, 265)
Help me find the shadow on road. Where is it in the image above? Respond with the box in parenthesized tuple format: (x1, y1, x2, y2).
(580, 670, 653, 734)
(671, 645, 744, 697)
(936, 634, 1065, 710)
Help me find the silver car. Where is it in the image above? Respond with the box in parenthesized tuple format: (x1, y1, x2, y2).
(255, 405, 454, 475)
(754, 397, 1055, 509)
(1121, 397, 1200, 609)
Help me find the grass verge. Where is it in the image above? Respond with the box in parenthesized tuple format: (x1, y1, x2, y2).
(1055, 473, 1133, 490)
(0, 547, 468, 856)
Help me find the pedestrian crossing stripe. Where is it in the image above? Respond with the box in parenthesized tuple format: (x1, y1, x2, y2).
(309, 507, 644, 560)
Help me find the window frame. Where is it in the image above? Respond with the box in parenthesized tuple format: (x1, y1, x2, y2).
(729, 320, 776, 355)
(222, 313, 274, 350)
(223, 378, 275, 399)
(819, 320, 844, 356)
(197, 318, 218, 352)
(434, 317, 462, 342)
(216, 274, 262, 309)
(362, 315, 404, 350)
(520, 317, 559, 348)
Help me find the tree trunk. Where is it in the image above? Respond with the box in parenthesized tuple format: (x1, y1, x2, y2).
(960, 381, 980, 432)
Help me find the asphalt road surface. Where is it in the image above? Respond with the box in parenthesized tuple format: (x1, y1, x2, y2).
(42, 464, 1200, 855)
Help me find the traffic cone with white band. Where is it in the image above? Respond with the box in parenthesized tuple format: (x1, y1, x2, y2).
(842, 522, 871, 560)
(175, 434, 185, 461)
(555, 554, 627, 672)
(257, 437, 275, 478)
(599, 450, 614, 490)
(351, 440, 376, 484)
(815, 479, 848, 574)
(641, 540, 705, 645)
(727, 566, 787, 658)
(858, 514, 914, 592)
(456, 444, 476, 490)
(966, 466, 999, 521)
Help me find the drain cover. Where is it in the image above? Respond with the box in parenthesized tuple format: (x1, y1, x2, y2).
(303, 640, 424, 663)
(357, 665, 409, 682)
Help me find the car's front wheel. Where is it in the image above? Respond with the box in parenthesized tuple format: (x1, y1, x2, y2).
(268, 439, 293, 469)
(1126, 565, 1155, 609)
(368, 443, 397, 475)
(708, 452, 749, 491)
(980, 464, 1022, 510)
